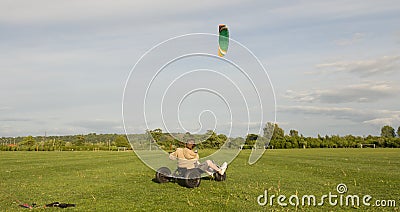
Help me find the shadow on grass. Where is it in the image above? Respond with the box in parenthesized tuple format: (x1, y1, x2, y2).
(151, 175, 216, 187)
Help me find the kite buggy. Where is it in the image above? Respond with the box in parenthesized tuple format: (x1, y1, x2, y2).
(155, 163, 227, 188)
(155, 139, 227, 188)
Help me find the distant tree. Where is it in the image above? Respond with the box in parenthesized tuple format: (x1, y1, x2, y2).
(227, 137, 244, 148)
(199, 130, 221, 148)
(245, 134, 258, 146)
(274, 125, 284, 139)
(270, 138, 285, 149)
(285, 135, 298, 148)
(314, 137, 323, 148)
(289, 129, 299, 137)
(113, 135, 130, 148)
(263, 122, 274, 139)
(149, 128, 163, 142)
(330, 135, 341, 148)
(54, 139, 65, 151)
(20, 136, 36, 146)
(73, 135, 85, 146)
(263, 122, 284, 140)
(385, 138, 399, 148)
(217, 134, 228, 145)
(19, 136, 37, 151)
(183, 132, 192, 141)
(397, 126, 400, 138)
(298, 137, 307, 148)
(381, 125, 395, 138)
(255, 136, 269, 149)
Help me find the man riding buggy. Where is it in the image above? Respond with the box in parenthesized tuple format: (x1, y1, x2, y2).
(155, 139, 228, 188)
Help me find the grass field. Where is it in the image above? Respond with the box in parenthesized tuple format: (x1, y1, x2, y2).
(0, 149, 399, 211)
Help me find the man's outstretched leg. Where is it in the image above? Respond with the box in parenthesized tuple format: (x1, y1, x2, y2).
(204, 160, 228, 175)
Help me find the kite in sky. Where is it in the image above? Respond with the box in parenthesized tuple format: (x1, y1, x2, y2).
(218, 24, 229, 57)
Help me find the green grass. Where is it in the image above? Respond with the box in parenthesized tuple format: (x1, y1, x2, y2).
(0, 149, 399, 211)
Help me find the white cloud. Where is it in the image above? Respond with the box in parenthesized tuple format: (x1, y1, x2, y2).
(284, 81, 397, 103)
(363, 117, 400, 126)
(280, 105, 400, 127)
(315, 55, 400, 77)
(70, 119, 123, 133)
(335, 33, 365, 46)
(0, 106, 12, 111)
(0, 117, 33, 122)
(0, 0, 244, 24)
(265, 1, 399, 22)
(395, 30, 400, 44)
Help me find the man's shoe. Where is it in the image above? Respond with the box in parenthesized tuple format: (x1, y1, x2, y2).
(220, 162, 227, 170)
(219, 162, 228, 175)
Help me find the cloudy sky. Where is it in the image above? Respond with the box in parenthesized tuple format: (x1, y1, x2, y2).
(1, 0, 399, 137)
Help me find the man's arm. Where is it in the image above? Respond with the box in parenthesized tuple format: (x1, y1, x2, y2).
(183, 148, 199, 160)
(169, 151, 177, 160)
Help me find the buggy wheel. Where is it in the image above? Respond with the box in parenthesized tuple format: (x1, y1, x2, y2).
(183, 169, 201, 188)
(214, 172, 226, 181)
(155, 167, 171, 183)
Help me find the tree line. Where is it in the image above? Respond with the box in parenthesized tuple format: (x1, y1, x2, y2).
(0, 133, 130, 151)
(256, 124, 400, 149)
(1, 124, 399, 151)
